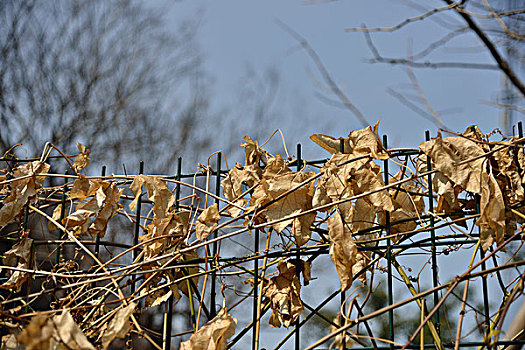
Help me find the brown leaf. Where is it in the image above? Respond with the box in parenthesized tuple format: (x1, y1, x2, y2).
(70, 176, 101, 200)
(195, 203, 221, 241)
(17, 314, 53, 350)
(263, 260, 304, 328)
(310, 121, 387, 160)
(129, 175, 174, 219)
(0, 161, 50, 229)
(327, 214, 358, 291)
(476, 173, 505, 251)
(100, 303, 136, 349)
(179, 307, 237, 350)
(313, 154, 393, 214)
(1, 238, 33, 290)
(419, 130, 486, 194)
(250, 171, 316, 245)
(140, 211, 189, 259)
(47, 204, 63, 232)
(52, 310, 95, 350)
(73, 141, 90, 172)
(346, 121, 388, 160)
(221, 163, 261, 202)
(310, 134, 348, 154)
(64, 182, 122, 238)
(493, 142, 524, 205)
(378, 171, 425, 236)
(18, 311, 95, 350)
(241, 135, 266, 167)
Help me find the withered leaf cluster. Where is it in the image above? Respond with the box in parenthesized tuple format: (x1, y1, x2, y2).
(1, 122, 523, 349)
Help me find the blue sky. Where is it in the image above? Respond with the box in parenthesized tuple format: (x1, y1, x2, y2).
(164, 0, 511, 161)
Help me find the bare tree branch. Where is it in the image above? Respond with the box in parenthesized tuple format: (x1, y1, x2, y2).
(362, 26, 499, 70)
(443, 0, 525, 96)
(276, 19, 369, 127)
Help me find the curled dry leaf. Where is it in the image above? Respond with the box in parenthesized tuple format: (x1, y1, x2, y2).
(310, 121, 387, 160)
(100, 302, 136, 349)
(419, 129, 486, 194)
(179, 307, 237, 350)
(327, 214, 358, 291)
(0, 161, 50, 229)
(64, 180, 122, 238)
(313, 154, 393, 213)
(140, 211, 189, 259)
(18, 310, 95, 350)
(377, 171, 425, 237)
(72, 141, 90, 172)
(47, 203, 62, 232)
(1, 238, 33, 290)
(476, 173, 505, 251)
(222, 163, 261, 202)
(241, 135, 266, 167)
(129, 175, 174, 219)
(262, 260, 304, 328)
(195, 203, 220, 241)
(493, 141, 525, 205)
(250, 170, 316, 245)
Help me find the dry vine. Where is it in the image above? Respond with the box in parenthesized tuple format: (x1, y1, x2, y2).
(0, 123, 524, 350)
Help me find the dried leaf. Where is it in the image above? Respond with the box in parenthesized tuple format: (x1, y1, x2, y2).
(420, 130, 486, 194)
(140, 211, 189, 258)
(17, 314, 53, 350)
(18, 311, 95, 350)
(310, 134, 348, 154)
(1, 238, 33, 290)
(313, 154, 393, 214)
(47, 204, 63, 232)
(310, 121, 387, 160)
(100, 303, 136, 349)
(179, 307, 237, 350)
(378, 171, 425, 236)
(70, 176, 101, 200)
(476, 173, 505, 251)
(52, 310, 95, 350)
(0, 161, 49, 229)
(73, 141, 90, 172)
(493, 142, 524, 205)
(195, 203, 220, 241)
(263, 260, 303, 328)
(129, 175, 174, 219)
(250, 171, 315, 245)
(241, 135, 266, 167)
(64, 182, 122, 238)
(346, 121, 388, 160)
(327, 214, 358, 291)
(221, 163, 261, 202)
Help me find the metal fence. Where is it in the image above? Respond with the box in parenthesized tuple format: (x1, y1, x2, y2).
(0, 122, 524, 350)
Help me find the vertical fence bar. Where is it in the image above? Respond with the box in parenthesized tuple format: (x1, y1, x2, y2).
(210, 153, 221, 318)
(252, 228, 259, 350)
(56, 180, 67, 265)
(425, 130, 440, 335)
(295, 143, 302, 350)
(94, 165, 106, 257)
(476, 196, 491, 348)
(163, 157, 182, 350)
(383, 135, 394, 350)
(130, 161, 143, 296)
(339, 138, 346, 350)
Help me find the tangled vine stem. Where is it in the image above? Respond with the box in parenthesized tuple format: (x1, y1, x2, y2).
(0, 123, 524, 350)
